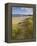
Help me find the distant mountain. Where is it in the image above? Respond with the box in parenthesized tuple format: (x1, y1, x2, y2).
(12, 14, 32, 17)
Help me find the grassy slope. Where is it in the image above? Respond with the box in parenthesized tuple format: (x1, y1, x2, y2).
(12, 16, 33, 40)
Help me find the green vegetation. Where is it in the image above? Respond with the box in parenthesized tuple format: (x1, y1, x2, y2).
(12, 16, 33, 40)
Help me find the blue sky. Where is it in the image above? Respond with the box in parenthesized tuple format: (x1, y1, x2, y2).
(12, 7, 33, 15)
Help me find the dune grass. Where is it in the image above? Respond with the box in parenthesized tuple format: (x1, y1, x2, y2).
(12, 16, 33, 40)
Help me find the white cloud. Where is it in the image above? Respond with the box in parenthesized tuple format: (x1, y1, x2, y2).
(21, 7, 25, 10)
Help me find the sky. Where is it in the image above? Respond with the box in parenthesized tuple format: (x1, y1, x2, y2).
(12, 7, 33, 15)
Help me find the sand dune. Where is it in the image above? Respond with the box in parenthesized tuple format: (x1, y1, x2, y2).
(12, 16, 30, 24)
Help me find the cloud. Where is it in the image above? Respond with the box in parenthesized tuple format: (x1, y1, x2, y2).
(21, 7, 25, 10)
(12, 7, 33, 15)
